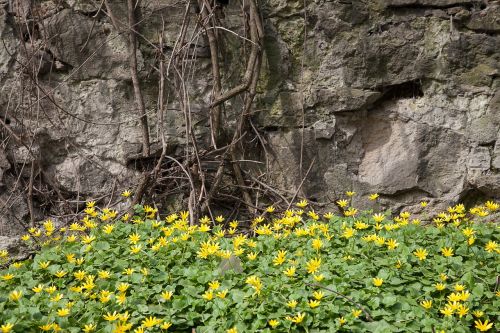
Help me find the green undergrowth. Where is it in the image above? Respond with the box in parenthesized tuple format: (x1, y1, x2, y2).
(0, 197, 499, 333)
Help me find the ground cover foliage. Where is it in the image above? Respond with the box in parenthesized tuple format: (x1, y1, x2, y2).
(0, 195, 499, 333)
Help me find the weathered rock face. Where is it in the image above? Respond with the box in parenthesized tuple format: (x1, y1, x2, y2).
(0, 0, 499, 240)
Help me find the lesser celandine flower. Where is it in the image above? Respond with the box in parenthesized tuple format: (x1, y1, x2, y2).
(268, 319, 279, 328)
(413, 248, 428, 261)
(352, 309, 362, 318)
(474, 319, 493, 331)
(372, 277, 383, 287)
(0, 323, 14, 333)
(369, 193, 379, 200)
(306, 257, 321, 274)
(420, 300, 432, 309)
(337, 199, 348, 208)
(441, 247, 454, 257)
(283, 266, 296, 277)
(82, 324, 96, 332)
(286, 312, 305, 324)
(472, 310, 484, 318)
(485, 241, 498, 253)
(308, 299, 321, 308)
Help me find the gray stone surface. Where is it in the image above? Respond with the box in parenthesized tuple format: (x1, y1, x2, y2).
(0, 0, 499, 242)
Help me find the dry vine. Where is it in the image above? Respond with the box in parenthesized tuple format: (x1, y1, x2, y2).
(0, 0, 308, 234)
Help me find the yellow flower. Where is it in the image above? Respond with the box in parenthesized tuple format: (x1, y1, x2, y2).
(121, 190, 132, 197)
(456, 304, 469, 318)
(339, 317, 347, 325)
(459, 290, 470, 301)
(308, 299, 321, 308)
(268, 319, 280, 328)
(313, 274, 325, 282)
(420, 300, 432, 309)
(447, 292, 462, 302)
(116, 293, 126, 305)
(308, 211, 319, 220)
(39, 323, 53, 331)
(179, 210, 189, 221)
(273, 250, 287, 266)
(454, 283, 465, 291)
(9, 290, 22, 301)
(160, 322, 172, 330)
(352, 309, 362, 318)
(81, 234, 95, 244)
(265, 206, 275, 213)
(296, 199, 308, 208)
(32, 284, 44, 293)
(413, 248, 428, 261)
(1, 274, 14, 281)
(98, 270, 111, 279)
(485, 200, 499, 211)
(283, 266, 296, 277)
(441, 247, 454, 257)
(130, 245, 142, 254)
(74, 270, 86, 280)
(38, 261, 50, 269)
(116, 283, 130, 293)
(323, 212, 334, 219)
(285, 312, 305, 324)
(440, 305, 454, 317)
(45, 285, 57, 294)
(435, 283, 446, 291)
(312, 290, 324, 300)
(50, 293, 64, 302)
(344, 207, 358, 217)
(103, 311, 119, 321)
(306, 257, 321, 274)
(161, 290, 173, 301)
(472, 310, 484, 318)
(0, 323, 14, 333)
(245, 275, 263, 295)
(287, 299, 298, 308)
(82, 323, 96, 332)
(485, 241, 498, 253)
(342, 227, 356, 239)
(215, 215, 225, 223)
(102, 224, 114, 234)
(202, 290, 214, 301)
(129, 233, 141, 244)
(336, 199, 348, 208)
(66, 234, 77, 242)
(57, 308, 70, 317)
(54, 271, 67, 278)
(354, 221, 369, 230)
(420, 201, 428, 207)
(227, 328, 237, 333)
(369, 193, 379, 200)
(462, 227, 475, 237)
(216, 289, 228, 298)
(346, 191, 356, 197)
(386, 239, 399, 250)
(142, 316, 161, 328)
(372, 277, 383, 287)
(474, 319, 493, 332)
(208, 280, 220, 290)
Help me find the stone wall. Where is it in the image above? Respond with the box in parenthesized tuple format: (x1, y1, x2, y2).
(0, 0, 499, 240)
